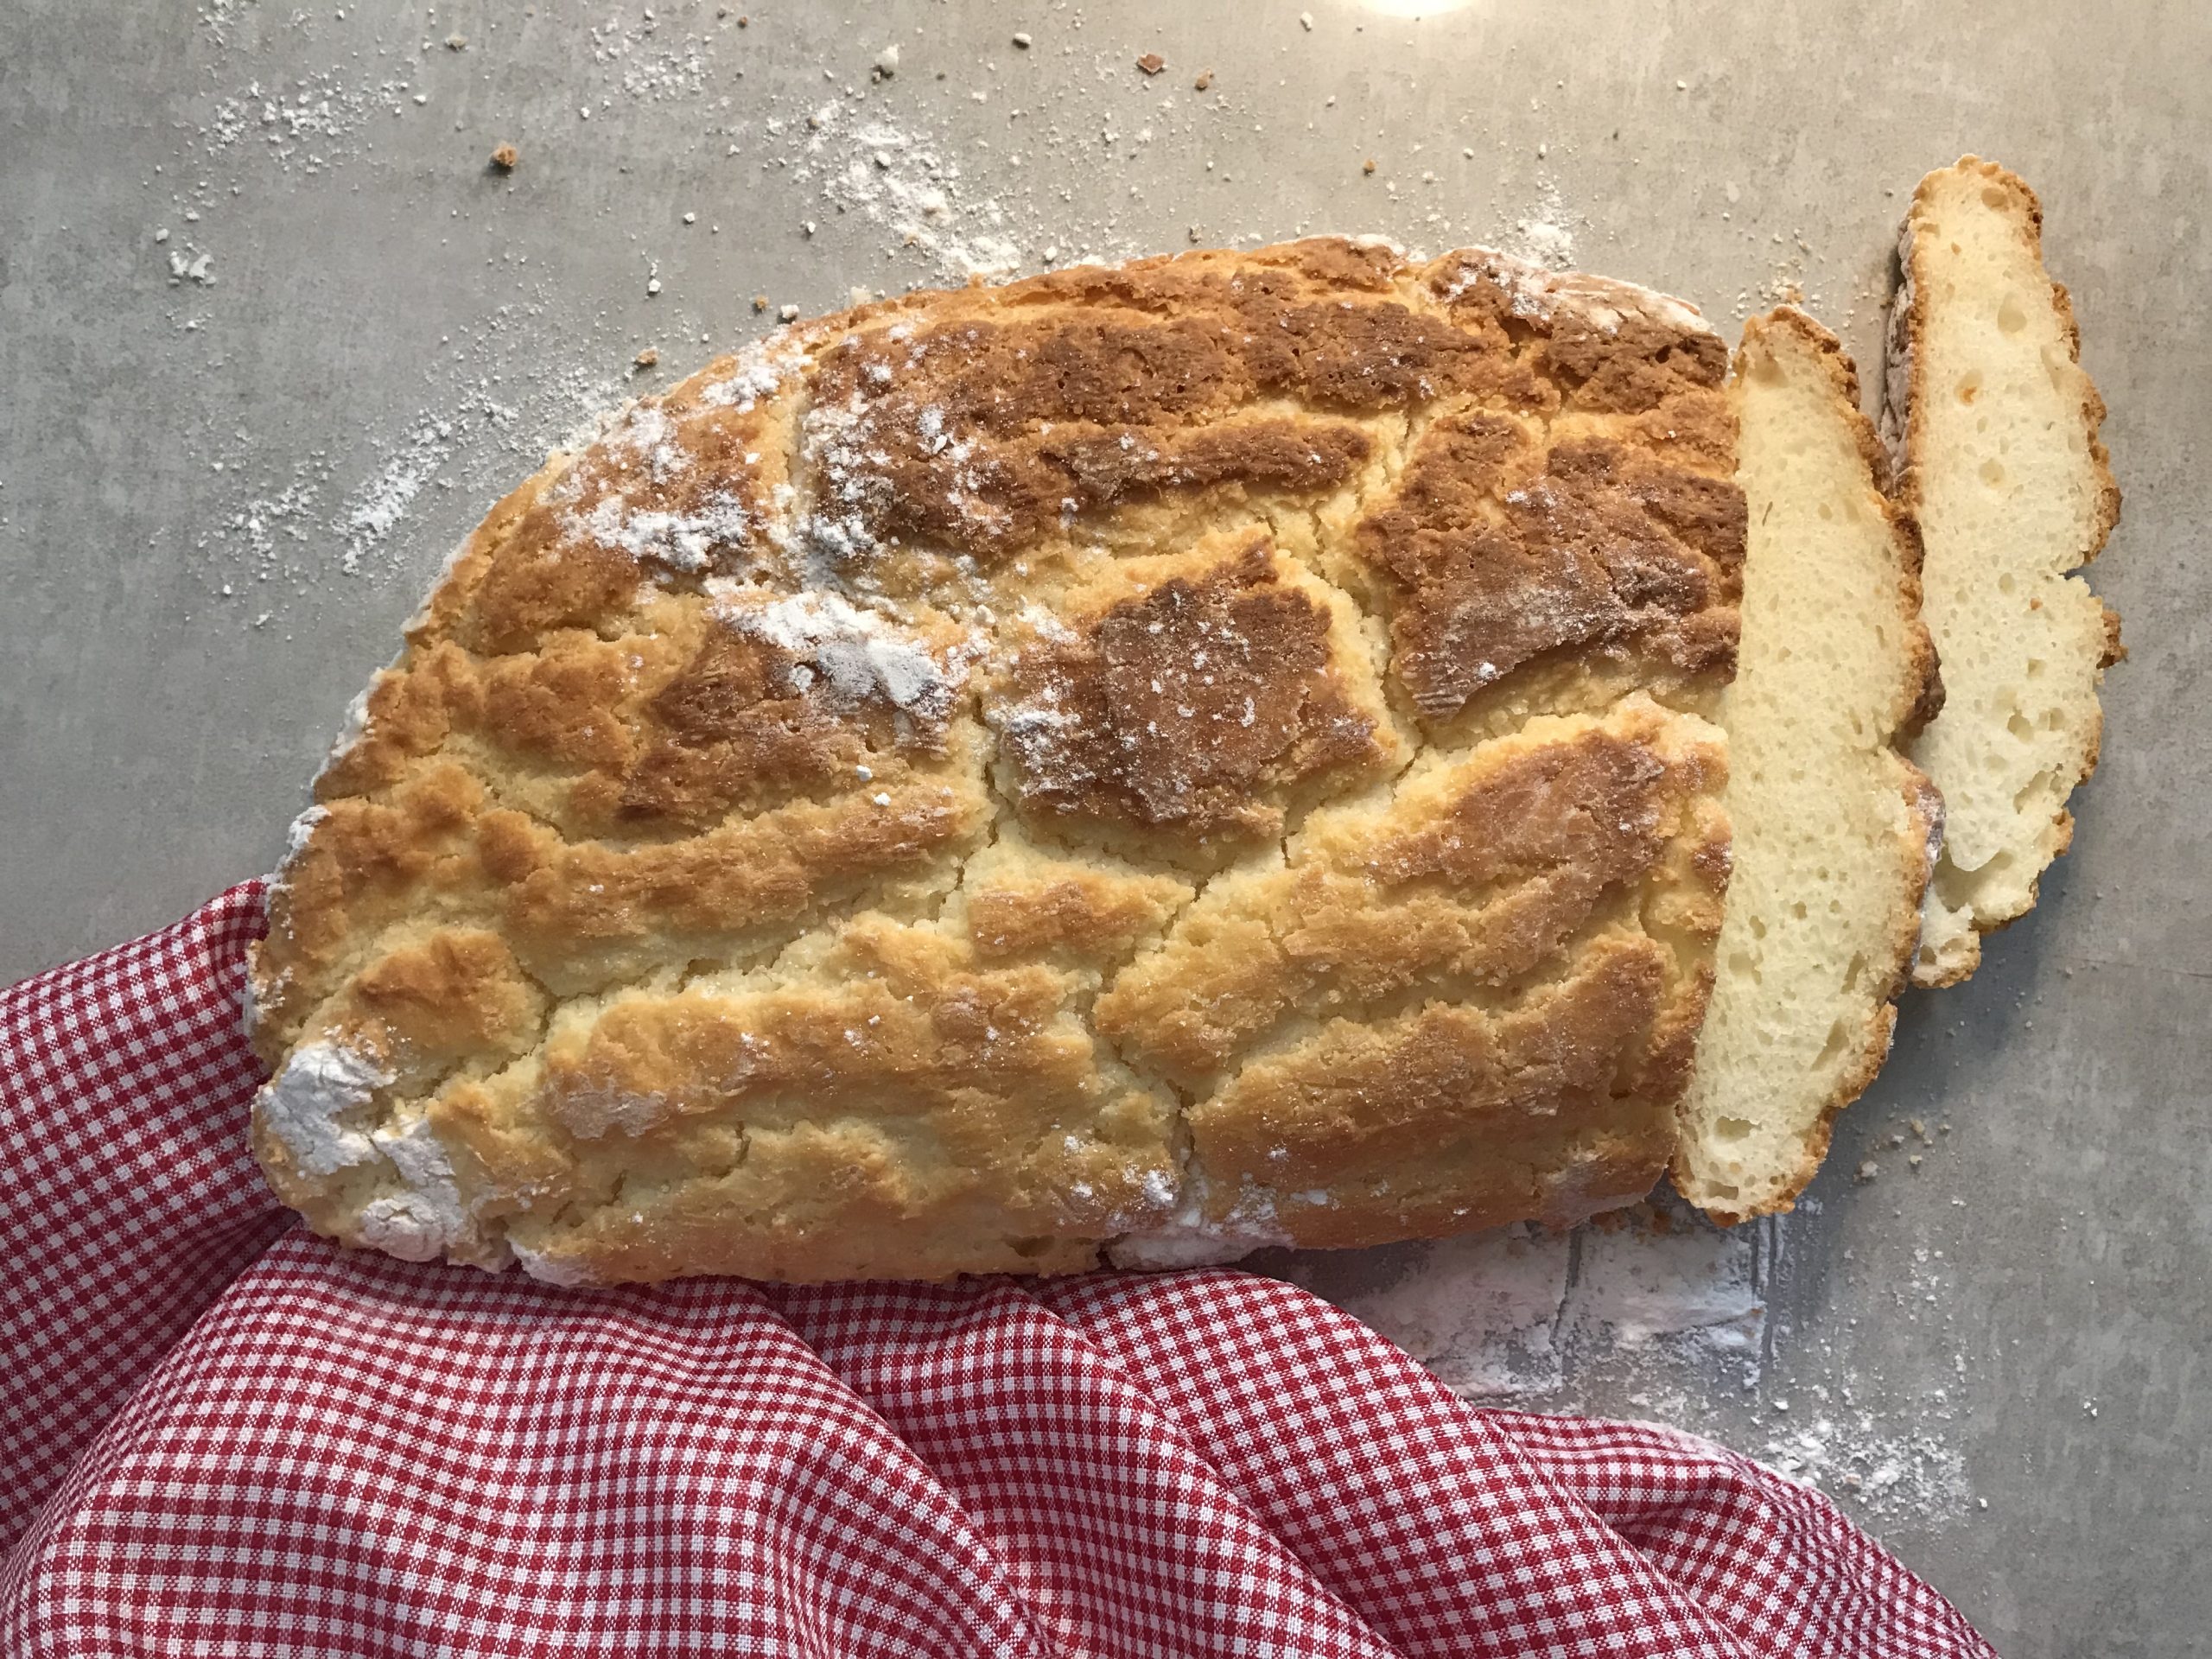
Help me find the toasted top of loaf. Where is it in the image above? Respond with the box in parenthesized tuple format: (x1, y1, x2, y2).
(1885, 158, 2121, 987)
(1675, 309, 1941, 1222)
(247, 238, 1745, 1284)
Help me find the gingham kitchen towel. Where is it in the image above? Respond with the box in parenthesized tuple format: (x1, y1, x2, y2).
(0, 884, 1999, 1657)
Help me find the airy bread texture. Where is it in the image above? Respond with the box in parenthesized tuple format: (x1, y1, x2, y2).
(247, 238, 1745, 1284)
(1675, 310, 1942, 1221)
(1884, 158, 2122, 987)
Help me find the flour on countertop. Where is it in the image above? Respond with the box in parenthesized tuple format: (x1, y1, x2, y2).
(1506, 181, 1580, 270)
(198, 350, 616, 599)
(589, 12, 711, 103)
(177, 16, 1620, 616)
(810, 108, 1025, 284)
(340, 415, 461, 574)
(1314, 1205, 1763, 1398)
(1285, 1191, 1978, 1529)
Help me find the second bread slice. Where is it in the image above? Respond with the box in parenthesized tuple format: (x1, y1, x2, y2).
(1885, 158, 2122, 986)
(1675, 308, 1942, 1220)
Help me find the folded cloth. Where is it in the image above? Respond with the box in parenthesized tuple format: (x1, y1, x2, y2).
(0, 886, 1998, 1658)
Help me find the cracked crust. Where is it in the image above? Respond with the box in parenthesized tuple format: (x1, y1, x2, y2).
(249, 238, 1744, 1284)
(1882, 157, 2121, 988)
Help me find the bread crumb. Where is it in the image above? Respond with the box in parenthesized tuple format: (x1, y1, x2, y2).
(1012, 31, 1032, 48)
(444, 33, 467, 50)
(1362, 158, 1376, 175)
(1136, 53, 1165, 75)
(633, 347, 659, 368)
(778, 302, 800, 321)
(1300, 10, 1314, 29)
(1193, 69, 1213, 91)
(490, 143, 518, 170)
(753, 295, 769, 313)
(1855, 1160, 1879, 1183)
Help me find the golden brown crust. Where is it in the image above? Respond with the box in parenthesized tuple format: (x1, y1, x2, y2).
(989, 537, 1392, 850)
(1191, 934, 1678, 1248)
(1096, 702, 1719, 1090)
(249, 237, 1743, 1283)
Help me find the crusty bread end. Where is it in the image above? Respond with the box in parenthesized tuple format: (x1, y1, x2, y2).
(1883, 157, 2121, 988)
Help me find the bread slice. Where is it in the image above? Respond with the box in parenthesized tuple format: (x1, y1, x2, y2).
(1674, 309, 1942, 1221)
(1883, 158, 2122, 987)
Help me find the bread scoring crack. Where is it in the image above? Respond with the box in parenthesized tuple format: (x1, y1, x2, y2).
(249, 238, 1746, 1282)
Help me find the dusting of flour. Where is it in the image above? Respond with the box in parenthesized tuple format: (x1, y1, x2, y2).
(1282, 1192, 1975, 1529)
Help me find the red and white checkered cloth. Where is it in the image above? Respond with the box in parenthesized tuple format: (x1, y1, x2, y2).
(0, 883, 1998, 1658)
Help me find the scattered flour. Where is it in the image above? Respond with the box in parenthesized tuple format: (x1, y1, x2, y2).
(198, 353, 607, 601)
(257, 1039, 391, 1179)
(1339, 1224, 1584, 1395)
(715, 588, 967, 720)
(340, 417, 458, 574)
(1758, 1402, 1971, 1523)
(1506, 181, 1580, 270)
(1573, 1221, 1766, 1353)
(211, 474, 324, 587)
(1287, 1194, 1977, 1529)
(1325, 1209, 1763, 1397)
(203, 70, 405, 172)
(338, 391, 520, 574)
(358, 1115, 467, 1263)
(810, 108, 1025, 284)
(589, 12, 711, 103)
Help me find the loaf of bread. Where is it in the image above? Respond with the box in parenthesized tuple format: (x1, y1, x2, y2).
(1883, 158, 2121, 986)
(1674, 309, 1942, 1221)
(247, 238, 1746, 1283)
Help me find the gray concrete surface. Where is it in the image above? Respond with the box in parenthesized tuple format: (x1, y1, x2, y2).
(2, 2, 2205, 1652)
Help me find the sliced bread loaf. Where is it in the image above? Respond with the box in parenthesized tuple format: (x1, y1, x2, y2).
(1675, 308, 1942, 1221)
(1884, 158, 2122, 987)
